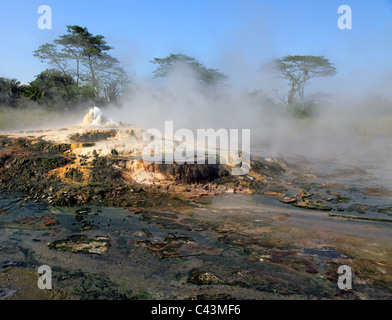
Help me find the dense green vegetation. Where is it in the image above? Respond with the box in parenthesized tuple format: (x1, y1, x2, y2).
(1, 25, 130, 112)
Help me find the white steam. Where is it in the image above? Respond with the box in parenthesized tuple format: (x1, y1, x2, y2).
(104, 63, 392, 167)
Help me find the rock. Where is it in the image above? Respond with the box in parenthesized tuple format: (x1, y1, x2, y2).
(69, 129, 118, 143)
(298, 190, 313, 199)
(81, 221, 97, 231)
(279, 196, 297, 204)
(125, 160, 220, 184)
(348, 204, 372, 214)
(293, 200, 332, 211)
(48, 235, 111, 255)
(331, 193, 350, 203)
(189, 271, 222, 285)
(142, 228, 152, 238)
(4, 216, 59, 229)
(137, 233, 221, 258)
(40, 216, 60, 227)
(264, 191, 286, 197)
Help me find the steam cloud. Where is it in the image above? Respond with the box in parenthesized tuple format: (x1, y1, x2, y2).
(105, 64, 392, 169)
(2, 56, 391, 187)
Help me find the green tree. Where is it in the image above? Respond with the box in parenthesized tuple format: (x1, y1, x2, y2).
(22, 69, 94, 110)
(34, 25, 130, 103)
(20, 82, 44, 102)
(0, 77, 22, 107)
(151, 53, 228, 87)
(272, 55, 337, 106)
(33, 43, 70, 84)
(57, 25, 112, 97)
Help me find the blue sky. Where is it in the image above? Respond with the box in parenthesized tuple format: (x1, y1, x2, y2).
(0, 0, 391, 97)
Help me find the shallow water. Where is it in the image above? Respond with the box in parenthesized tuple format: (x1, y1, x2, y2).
(0, 192, 283, 299)
(298, 156, 392, 219)
(253, 148, 392, 221)
(1, 187, 391, 300)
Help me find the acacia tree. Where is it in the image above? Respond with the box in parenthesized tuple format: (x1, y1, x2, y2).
(151, 53, 228, 87)
(273, 55, 337, 106)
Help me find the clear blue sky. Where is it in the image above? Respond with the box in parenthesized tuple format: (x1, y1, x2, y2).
(0, 0, 391, 97)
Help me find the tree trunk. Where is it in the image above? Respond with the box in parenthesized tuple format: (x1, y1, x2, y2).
(76, 58, 80, 86)
(287, 81, 295, 105)
(88, 55, 98, 98)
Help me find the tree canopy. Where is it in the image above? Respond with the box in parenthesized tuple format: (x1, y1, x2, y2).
(34, 25, 130, 103)
(22, 69, 95, 109)
(151, 53, 228, 87)
(0, 78, 21, 107)
(273, 55, 337, 105)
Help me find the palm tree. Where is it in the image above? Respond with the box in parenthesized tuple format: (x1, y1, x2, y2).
(21, 83, 45, 102)
(0, 77, 21, 106)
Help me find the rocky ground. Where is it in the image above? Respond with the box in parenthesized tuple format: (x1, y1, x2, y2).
(0, 126, 391, 300)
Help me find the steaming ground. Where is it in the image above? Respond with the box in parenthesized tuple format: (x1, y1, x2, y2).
(2, 67, 392, 188)
(0, 105, 88, 131)
(1, 76, 392, 300)
(100, 71, 392, 189)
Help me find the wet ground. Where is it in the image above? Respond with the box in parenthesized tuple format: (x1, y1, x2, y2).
(1, 190, 391, 300)
(0, 134, 391, 300)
